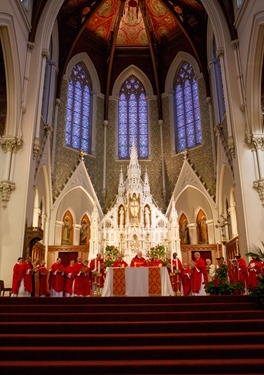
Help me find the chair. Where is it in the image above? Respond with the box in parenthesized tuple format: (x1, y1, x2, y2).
(0, 280, 12, 296)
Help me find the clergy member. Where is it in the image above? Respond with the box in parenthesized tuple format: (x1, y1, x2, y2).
(112, 253, 128, 268)
(130, 251, 147, 267)
(190, 252, 208, 296)
(64, 259, 75, 297)
(38, 260, 48, 297)
(49, 257, 65, 297)
(73, 257, 86, 297)
(11, 257, 23, 297)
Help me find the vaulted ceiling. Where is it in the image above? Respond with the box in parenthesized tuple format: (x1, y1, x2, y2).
(29, 0, 237, 119)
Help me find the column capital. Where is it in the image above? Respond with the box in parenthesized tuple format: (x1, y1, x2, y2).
(0, 136, 23, 153)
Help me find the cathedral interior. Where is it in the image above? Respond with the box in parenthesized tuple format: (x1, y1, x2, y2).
(0, 0, 264, 285)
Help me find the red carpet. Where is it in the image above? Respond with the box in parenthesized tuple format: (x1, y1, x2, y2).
(0, 295, 263, 374)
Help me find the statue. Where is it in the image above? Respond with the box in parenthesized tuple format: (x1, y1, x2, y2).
(62, 216, 72, 245)
(130, 195, 139, 225)
(80, 219, 88, 245)
(119, 206, 125, 227)
(180, 219, 190, 244)
(198, 216, 208, 244)
(144, 206, 150, 228)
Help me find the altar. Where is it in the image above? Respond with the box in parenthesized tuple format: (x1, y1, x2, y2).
(102, 267, 174, 297)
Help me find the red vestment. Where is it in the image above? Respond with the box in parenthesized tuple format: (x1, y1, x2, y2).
(21, 260, 33, 293)
(191, 257, 208, 294)
(49, 262, 65, 293)
(148, 259, 163, 267)
(247, 260, 263, 290)
(130, 256, 147, 267)
(181, 266, 191, 296)
(112, 260, 128, 267)
(169, 258, 182, 293)
(73, 262, 86, 296)
(64, 265, 75, 296)
(38, 265, 48, 296)
(83, 268, 91, 297)
(11, 262, 23, 295)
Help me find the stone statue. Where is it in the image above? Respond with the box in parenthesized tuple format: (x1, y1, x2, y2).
(62, 216, 72, 245)
(80, 219, 88, 245)
(198, 216, 208, 243)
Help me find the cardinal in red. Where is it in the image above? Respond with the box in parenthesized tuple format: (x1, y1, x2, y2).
(64, 259, 75, 297)
(38, 261, 48, 297)
(11, 257, 23, 297)
(190, 252, 208, 295)
(112, 254, 128, 268)
(130, 251, 147, 267)
(148, 255, 163, 267)
(49, 258, 65, 297)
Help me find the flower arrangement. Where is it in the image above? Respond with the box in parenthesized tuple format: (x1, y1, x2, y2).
(147, 244, 167, 262)
(205, 264, 244, 295)
(104, 245, 120, 267)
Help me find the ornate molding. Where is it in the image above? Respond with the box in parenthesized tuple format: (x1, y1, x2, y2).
(227, 136, 235, 158)
(253, 179, 264, 206)
(231, 39, 239, 50)
(0, 136, 23, 153)
(246, 135, 264, 151)
(0, 180, 15, 208)
(216, 47, 224, 59)
(33, 137, 40, 159)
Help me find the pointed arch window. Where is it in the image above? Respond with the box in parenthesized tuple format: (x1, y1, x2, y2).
(174, 62, 202, 153)
(118, 76, 148, 159)
(65, 63, 92, 154)
(212, 38, 226, 122)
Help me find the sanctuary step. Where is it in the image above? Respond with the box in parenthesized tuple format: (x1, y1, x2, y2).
(0, 295, 263, 374)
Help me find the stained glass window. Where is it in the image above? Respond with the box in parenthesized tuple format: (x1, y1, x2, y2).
(174, 62, 202, 152)
(118, 76, 148, 159)
(65, 63, 92, 153)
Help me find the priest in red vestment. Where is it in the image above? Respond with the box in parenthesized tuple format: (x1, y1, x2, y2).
(148, 255, 163, 267)
(64, 259, 75, 297)
(49, 258, 65, 297)
(18, 257, 33, 297)
(167, 252, 183, 294)
(38, 261, 48, 297)
(83, 260, 91, 297)
(247, 257, 263, 290)
(130, 251, 147, 267)
(112, 254, 128, 268)
(181, 263, 191, 296)
(73, 257, 87, 297)
(190, 252, 208, 295)
(11, 257, 23, 297)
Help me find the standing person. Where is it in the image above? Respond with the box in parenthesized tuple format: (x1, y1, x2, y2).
(168, 252, 182, 294)
(206, 258, 216, 282)
(83, 260, 91, 297)
(18, 257, 33, 297)
(64, 259, 75, 297)
(38, 261, 48, 297)
(89, 253, 105, 291)
(190, 252, 208, 296)
(73, 257, 86, 297)
(49, 258, 65, 297)
(235, 254, 248, 293)
(11, 257, 23, 297)
(130, 251, 147, 267)
(247, 255, 263, 290)
(112, 253, 128, 268)
(181, 263, 191, 296)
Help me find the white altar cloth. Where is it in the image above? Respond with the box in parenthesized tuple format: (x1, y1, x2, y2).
(102, 267, 174, 297)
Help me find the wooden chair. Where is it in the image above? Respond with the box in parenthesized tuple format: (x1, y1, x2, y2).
(0, 280, 12, 296)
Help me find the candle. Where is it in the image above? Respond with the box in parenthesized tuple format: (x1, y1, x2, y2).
(176, 257, 179, 270)
(171, 258, 173, 273)
(236, 239, 239, 254)
(98, 261, 100, 273)
(217, 242, 219, 258)
(95, 259, 97, 271)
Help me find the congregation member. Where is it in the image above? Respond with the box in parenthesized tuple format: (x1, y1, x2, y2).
(247, 255, 263, 290)
(130, 250, 147, 267)
(49, 257, 65, 297)
(112, 253, 128, 267)
(38, 260, 48, 297)
(181, 263, 191, 296)
(11, 257, 23, 297)
(190, 252, 208, 296)
(64, 259, 75, 297)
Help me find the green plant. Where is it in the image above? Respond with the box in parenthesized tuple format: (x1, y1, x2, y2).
(248, 275, 264, 304)
(104, 245, 120, 267)
(147, 244, 166, 261)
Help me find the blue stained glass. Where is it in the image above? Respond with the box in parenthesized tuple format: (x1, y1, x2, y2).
(174, 62, 202, 152)
(65, 63, 92, 153)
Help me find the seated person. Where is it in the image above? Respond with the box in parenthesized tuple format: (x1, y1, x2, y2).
(148, 255, 163, 267)
(130, 251, 147, 267)
(112, 254, 128, 268)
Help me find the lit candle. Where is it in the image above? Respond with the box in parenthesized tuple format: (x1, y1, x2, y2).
(98, 261, 100, 273)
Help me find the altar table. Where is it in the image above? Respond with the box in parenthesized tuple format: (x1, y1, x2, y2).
(102, 267, 174, 297)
